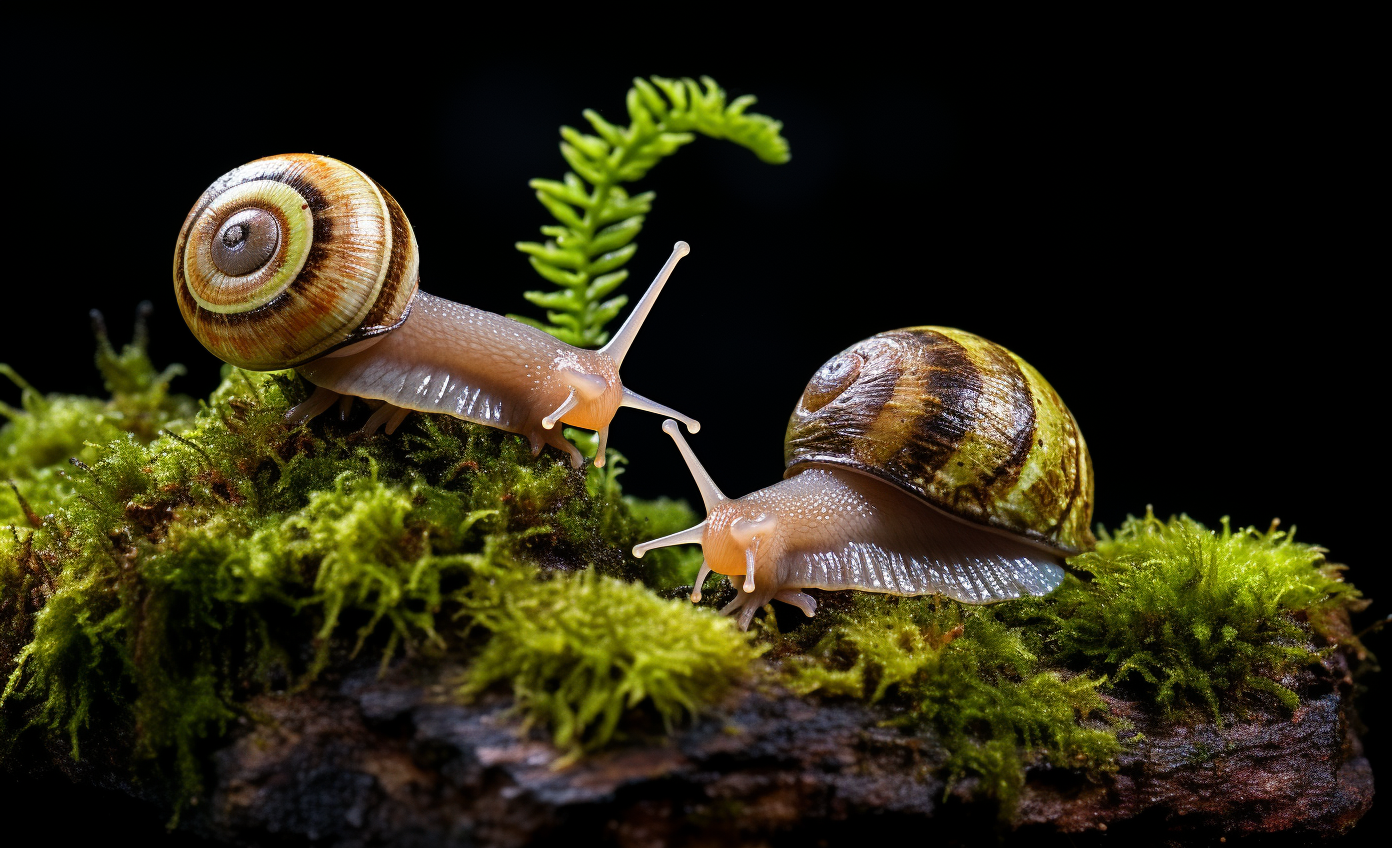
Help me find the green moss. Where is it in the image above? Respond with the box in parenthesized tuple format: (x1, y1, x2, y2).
(0, 335, 715, 799)
(1, 307, 195, 522)
(1036, 510, 1365, 719)
(461, 569, 759, 758)
(782, 594, 1120, 814)
(0, 323, 1369, 817)
(777, 510, 1367, 815)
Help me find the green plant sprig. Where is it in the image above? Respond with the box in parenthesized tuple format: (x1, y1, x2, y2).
(515, 75, 790, 346)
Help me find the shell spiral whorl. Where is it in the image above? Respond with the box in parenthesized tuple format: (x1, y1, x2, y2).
(173, 154, 420, 370)
(784, 326, 1096, 553)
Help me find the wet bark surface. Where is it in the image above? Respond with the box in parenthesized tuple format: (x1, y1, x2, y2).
(2, 652, 1374, 846)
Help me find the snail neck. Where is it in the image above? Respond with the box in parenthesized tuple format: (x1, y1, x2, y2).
(296, 291, 608, 437)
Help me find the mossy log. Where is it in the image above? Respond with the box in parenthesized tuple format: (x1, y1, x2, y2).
(2, 635, 1370, 846)
(2, 324, 1376, 845)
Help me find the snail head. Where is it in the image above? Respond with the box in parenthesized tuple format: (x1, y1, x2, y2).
(632, 419, 782, 602)
(538, 243, 700, 467)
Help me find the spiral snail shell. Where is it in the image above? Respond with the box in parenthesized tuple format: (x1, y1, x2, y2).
(634, 327, 1094, 630)
(173, 154, 697, 468)
(174, 154, 419, 370)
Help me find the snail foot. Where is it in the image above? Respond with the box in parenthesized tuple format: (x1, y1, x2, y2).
(774, 590, 818, 617)
(362, 402, 411, 434)
(533, 425, 584, 469)
(286, 386, 342, 427)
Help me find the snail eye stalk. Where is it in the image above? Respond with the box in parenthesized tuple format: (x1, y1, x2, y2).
(600, 241, 690, 368)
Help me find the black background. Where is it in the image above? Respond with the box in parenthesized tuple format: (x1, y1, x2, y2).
(1, 18, 1382, 843)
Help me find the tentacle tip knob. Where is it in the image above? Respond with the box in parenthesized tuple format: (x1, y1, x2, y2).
(686, 420, 701, 434)
(631, 545, 646, 559)
(673, 241, 690, 257)
(689, 589, 702, 603)
(541, 418, 556, 430)
(593, 456, 606, 468)
(661, 418, 681, 436)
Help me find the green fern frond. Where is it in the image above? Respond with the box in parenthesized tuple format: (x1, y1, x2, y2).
(514, 75, 790, 346)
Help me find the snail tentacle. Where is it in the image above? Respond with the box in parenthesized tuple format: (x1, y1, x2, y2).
(730, 516, 773, 594)
(593, 425, 611, 468)
(690, 559, 713, 603)
(542, 389, 578, 430)
(742, 538, 759, 593)
(599, 241, 689, 368)
(656, 419, 721, 508)
(621, 390, 700, 434)
(559, 368, 609, 401)
(632, 522, 706, 557)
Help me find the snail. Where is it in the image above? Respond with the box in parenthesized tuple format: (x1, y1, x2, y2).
(172, 153, 698, 468)
(633, 327, 1094, 630)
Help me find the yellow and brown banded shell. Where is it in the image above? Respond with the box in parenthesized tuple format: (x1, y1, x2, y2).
(173, 154, 420, 370)
(784, 327, 1096, 553)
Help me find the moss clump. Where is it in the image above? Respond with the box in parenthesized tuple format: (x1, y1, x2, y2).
(776, 510, 1367, 815)
(1040, 511, 1366, 718)
(1, 306, 195, 522)
(1, 328, 718, 800)
(462, 569, 759, 758)
(0, 318, 1370, 820)
(782, 595, 1120, 813)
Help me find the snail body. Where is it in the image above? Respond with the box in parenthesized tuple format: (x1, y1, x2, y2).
(174, 154, 696, 467)
(635, 327, 1094, 630)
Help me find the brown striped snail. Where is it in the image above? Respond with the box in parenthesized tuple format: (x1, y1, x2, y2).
(173, 153, 697, 468)
(634, 327, 1094, 630)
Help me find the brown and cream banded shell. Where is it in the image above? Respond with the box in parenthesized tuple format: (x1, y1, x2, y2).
(173, 154, 420, 371)
(785, 327, 1095, 553)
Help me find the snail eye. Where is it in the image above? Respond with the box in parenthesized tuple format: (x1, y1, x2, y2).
(211, 208, 281, 276)
(801, 352, 863, 412)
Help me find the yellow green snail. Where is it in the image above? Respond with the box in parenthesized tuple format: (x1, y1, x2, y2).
(172, 153, 698, 468)
(634, 328, 1095, 630)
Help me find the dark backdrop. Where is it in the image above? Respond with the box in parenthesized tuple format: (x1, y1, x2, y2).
(2, 21, 1382, 842)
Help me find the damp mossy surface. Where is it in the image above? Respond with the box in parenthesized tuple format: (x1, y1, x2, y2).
(0, 322, 1370, 816)
(768, 511, 1367, 813)
(1039, 512, 1367, 718)
(1, 320, 723, 798)
(778, 594, 1121, 811)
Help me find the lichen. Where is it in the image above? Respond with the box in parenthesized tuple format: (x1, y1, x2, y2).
(1035, 510, 1367, 718)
